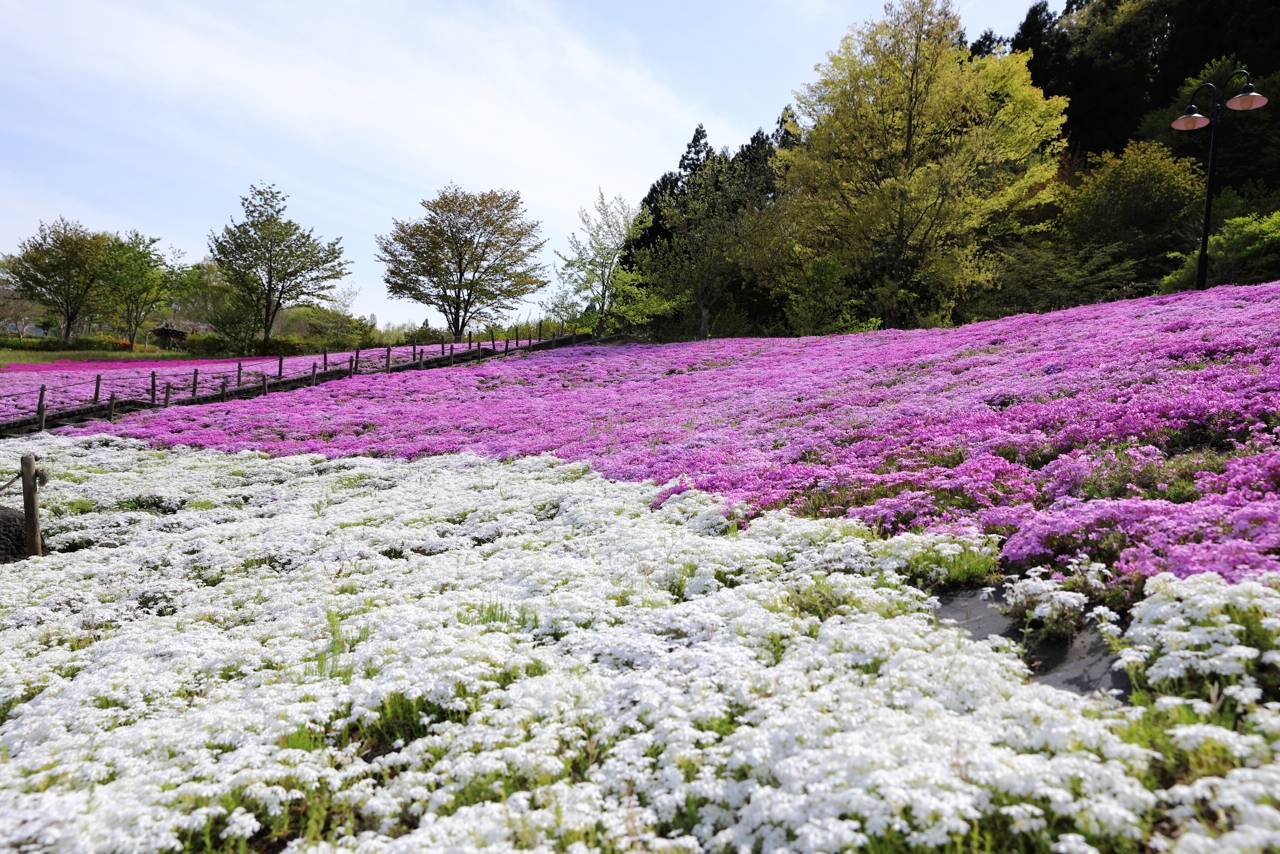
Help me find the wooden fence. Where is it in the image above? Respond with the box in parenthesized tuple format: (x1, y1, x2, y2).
(0, 331, 597, 435)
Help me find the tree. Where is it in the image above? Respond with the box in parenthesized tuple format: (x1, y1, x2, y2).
(0, 218, 110, 342)
(629, 122, 790, 339)
(556, 190, 651, 335)
(376, 184, 547, 341)
(779, 0, 1066, 328)
(0, 281, 43, 338)
(1059, 140, 1203, 289)
(208, 184, 349, 347)
(1008, 0, 1280, 156)
(100, 231, 168, 349)
(170, 260, 260, 353)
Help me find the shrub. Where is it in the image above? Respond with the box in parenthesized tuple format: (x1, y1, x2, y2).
(1162, 210, 1280, 291)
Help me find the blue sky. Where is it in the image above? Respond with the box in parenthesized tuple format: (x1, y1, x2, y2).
(0, 0, 1049, 328)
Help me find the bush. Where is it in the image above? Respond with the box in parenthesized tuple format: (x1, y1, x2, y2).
(184, 333, 233, 357)
(1162, 210, 1280, 291)
(254, 336, 307, 357)
(0, 335, 131, 352)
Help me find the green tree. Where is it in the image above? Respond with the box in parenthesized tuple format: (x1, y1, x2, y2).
(1163, 210, 1280, 291)
(100, 231, 168, 349)
(208, 184, 350, 348)
(169, 260, 259, 354)
(1010, 0, 1279, 155)
(632, 123, 789, 338)
(376, 184, 547, 341)
(779, 0, 1066, 328)
(555, 190, 652, 335)
(1059, 139, 1203, 290)
(0, 218, 111, 342)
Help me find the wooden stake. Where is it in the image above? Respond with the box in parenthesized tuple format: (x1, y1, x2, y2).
(262, 375, 269, 396)
(164, 383, 172, 407)
(490, 330, 496, 349)
(191, 368, 199, 398)
(323, 349, 328, 371)
(221, 377, 229, 401)
(93, 374, 102, 403)
(36, 385, 46, 432)
(311, 362, 318, 386)
(277, 355, 284, 378)
(20, 454, 41, 557)
(348, 356, 355, 378)
(150, 371, 157, 405)
(449, 344, 454, 366)
(236, 361, 243, 386)
(385, 346, 391, 372)
(107, 394, 117, 421)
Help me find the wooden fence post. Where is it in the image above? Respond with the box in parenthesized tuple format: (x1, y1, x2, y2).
(236, 361, 243, 386)
(36, 385, 46, 431)
(440, 338, 445, 357)
(107, 394, 117, 422)
(311, 362, 318, 386)
(354, 348, 361, 374)
(164, 383, 172, 407)
(490, 330, 496, 350)
(20, 454, 41, 557)
(348, 356, 355, 378)
(411, 344, 417, 363)
(323, 349, 328, 371)
(93, 375, 102, 403)
(191, 368, 199, 398)
(385, 346, 391, 372)
(468, 332, 473, 350)
(221, 377, 229, 401)
(150, 371, 157, 405)
(538, 320, 542, 342)
(277, 355, 284, 378)
(504, 338, 509, 354)
(261, 375, 269, 396)
(449, 344, 454, 366)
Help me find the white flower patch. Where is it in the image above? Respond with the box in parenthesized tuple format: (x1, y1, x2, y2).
(1123, 572, 1280, 687)
(0, 434, 1270, 851)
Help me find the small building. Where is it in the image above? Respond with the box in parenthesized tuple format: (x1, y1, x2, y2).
(151, 325, 188, 350)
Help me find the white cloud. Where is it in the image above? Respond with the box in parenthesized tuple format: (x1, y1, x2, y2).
(0, 0, 745, 323)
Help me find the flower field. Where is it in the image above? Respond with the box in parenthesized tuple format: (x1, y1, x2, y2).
(1, 434, 1278, 852)
(88, 283, 1280, 583)
(0, 341, 500, 423)
(3, 284, 1280, 851)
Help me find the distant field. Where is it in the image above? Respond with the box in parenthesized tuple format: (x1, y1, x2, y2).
(0, 348, 195, 365)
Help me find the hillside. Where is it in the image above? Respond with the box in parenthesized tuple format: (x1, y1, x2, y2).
(90, 282, 1280, 584)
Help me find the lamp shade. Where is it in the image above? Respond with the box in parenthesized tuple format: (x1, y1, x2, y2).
(1171, 105, 1211, 131)
(1226, 83, 1268, 111)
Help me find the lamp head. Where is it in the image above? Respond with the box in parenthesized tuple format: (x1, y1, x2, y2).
(1226, 82, 1268, 111)
(1171, 104, 1211, 131)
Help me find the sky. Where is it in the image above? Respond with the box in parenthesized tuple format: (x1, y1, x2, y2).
(0, 0, 1049, 329)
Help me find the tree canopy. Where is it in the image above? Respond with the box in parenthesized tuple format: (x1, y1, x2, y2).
(376, 184, 547, 340)
(208, 184, 350, 347)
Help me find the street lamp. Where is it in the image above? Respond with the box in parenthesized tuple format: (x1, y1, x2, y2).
(1171, 69, 1268, 290)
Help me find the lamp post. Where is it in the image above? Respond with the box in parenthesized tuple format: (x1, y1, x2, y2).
(1170, 70, 1268, 290)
